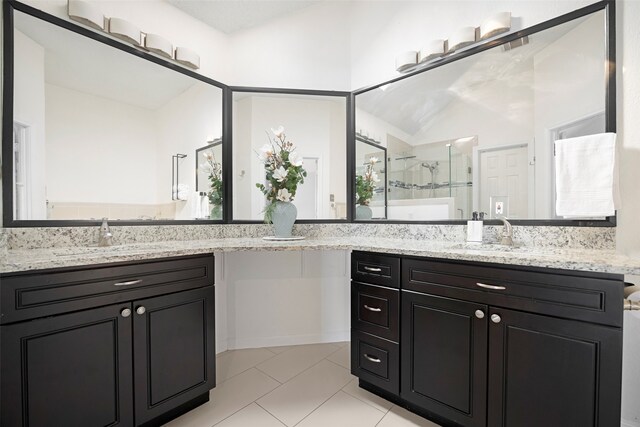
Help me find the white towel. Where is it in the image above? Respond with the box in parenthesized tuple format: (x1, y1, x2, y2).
(555, 133, 618, 218)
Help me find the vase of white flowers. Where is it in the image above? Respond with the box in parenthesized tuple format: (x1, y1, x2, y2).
(355, 156, 380, 220)
(256, 126, 306, 237)
(201, 150, 223, 220)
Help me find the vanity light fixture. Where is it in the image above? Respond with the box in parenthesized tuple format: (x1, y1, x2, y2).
(108, 17, 141, 46)
(175, 47, 201, 70)
(419, 40, 447, 63)
(395, 51, 418, 73)
(143, 33, 173, 59)
(447, 26, 477, 53)
(480, 12, 511, 40)
(68, 0, 105, 31)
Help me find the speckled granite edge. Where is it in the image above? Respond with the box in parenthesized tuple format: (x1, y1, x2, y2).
(3, 223, 616, 250)
(1, 237, 638, 275)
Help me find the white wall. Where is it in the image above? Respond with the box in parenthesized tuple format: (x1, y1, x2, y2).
(227, 1, 352, 91)
(618, 1, 640, 424)
(218, 251, 350, 351)
(13, 30, 47, 219)
(45, 83, 160, 206)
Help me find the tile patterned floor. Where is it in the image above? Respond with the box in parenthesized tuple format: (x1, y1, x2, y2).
(165, 342, 441, 427)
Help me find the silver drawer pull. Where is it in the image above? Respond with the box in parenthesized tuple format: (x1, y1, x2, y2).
(364, 305, 382, 312)
(114, 279, 142, 287)
(476, 282, 506, 291)
(363, 266, 382, 272)
(364, 354, 381, 363)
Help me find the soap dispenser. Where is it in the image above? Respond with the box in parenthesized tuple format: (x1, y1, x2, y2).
(466, 211, 484, 244)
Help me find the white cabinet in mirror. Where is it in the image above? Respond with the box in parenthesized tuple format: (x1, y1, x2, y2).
(355, 10, 608, 222)
(11, 10, 223, 222)
(232, 92, 348, 221)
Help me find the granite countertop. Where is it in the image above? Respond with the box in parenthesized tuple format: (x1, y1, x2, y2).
(1, 237, 639, 276)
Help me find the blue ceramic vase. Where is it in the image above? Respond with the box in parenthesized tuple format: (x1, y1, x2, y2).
(272, 201, 297, 237)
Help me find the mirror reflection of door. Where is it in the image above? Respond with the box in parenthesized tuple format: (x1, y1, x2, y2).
(479, 144, 529, 219)
(294, 157, 319, 219)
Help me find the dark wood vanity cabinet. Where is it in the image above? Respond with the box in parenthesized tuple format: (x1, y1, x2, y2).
(401, 291, 488, 427)
(350, 252, 401, 395)
(351, 251, 624, 427)
(1, 254, 216, 427)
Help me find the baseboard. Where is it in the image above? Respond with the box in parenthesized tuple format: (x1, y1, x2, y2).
(226, 331, 350, 350)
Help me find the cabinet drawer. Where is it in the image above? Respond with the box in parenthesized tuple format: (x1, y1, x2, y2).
(352, 251, 400, 288)
(403, 258, 624, 327)
(351, 330, 399, 395)
(1, 254, 214, 324)
(351, 282, 399, 342)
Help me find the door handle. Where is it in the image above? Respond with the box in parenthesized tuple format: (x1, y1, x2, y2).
(114, 279, 142, 287)
(364, 354, 381, 363)
(363, 266, 382, 273)
(363, 305, 382, 312)
(476, 282, 506, 291)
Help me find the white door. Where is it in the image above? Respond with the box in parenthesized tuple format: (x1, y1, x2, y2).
(479, 145, 528, 219)
(294, 157, 318, 219)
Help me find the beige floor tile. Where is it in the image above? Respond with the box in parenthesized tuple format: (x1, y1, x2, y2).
(217, 348, 277, 382)
(213, 403, 285, 427)
(164, 369, 279, 427)
(326, 344, 351, 370)
(296, 391, 385, 427)
(257, 360, 354, 426)
(265, 345, 295, 354)
(335, 341, 350, 347)
(256, 343, 341, 383)
(341, 378, 394, 413)
(376, 406, 442, 427)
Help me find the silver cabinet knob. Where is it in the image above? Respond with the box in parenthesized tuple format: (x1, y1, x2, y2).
(136, 306, 146, 315)
(121, 308, 132, 318)
(475, 310, 485, 319)
(491, 314, 502, 324)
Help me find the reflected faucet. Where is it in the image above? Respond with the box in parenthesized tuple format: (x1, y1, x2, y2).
(98, 218, 113, 247)
(498, 216, 514, 246)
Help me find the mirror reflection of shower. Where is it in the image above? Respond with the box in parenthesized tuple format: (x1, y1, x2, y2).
(421, 161, 439, 197)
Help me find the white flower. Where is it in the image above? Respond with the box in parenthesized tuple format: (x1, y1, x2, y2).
(277, 188, 292, 202)
(259, 144, 274, 162)
(271, 125, 285, 138)
(288, 151, 303, 167)
(203, 151, 213, 160)
(273, 166, 288, 182)
(369, 156, 379, 164)
(371, 171, 380, 183)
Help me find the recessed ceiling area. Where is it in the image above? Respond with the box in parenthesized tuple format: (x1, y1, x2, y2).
(166, 0, 321, 34)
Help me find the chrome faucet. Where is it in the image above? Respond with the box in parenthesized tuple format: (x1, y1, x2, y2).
(498, 216, 514, 246)
(98, 218, 113, 247)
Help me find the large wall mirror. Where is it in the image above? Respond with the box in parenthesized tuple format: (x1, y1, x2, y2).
(231, 90, 348, 221)
(5, 5, 225, 224)
(354, 5, 613, 224)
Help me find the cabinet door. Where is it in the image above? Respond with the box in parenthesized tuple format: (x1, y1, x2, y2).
(401, 291, 488, 427)
(133, 286, 215, 426)
(1, 304, 133, 427)
(488, 308, 622, 427)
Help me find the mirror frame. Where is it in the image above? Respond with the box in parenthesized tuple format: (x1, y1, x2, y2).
(228, 86, 352, 223)
(2, 0, 230, 226)
(1, 0, 616, 227)
(350, 0, 616, 227)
